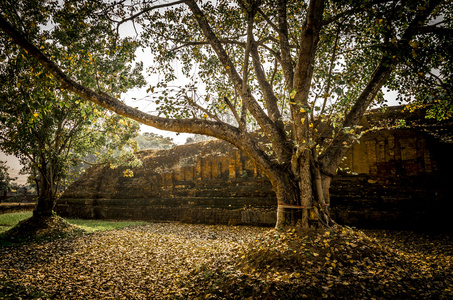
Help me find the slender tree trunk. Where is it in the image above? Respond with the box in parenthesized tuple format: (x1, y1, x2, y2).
(33, 169, 55, 217)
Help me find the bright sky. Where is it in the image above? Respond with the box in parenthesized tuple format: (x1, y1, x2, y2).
(0, 152, 27, 185)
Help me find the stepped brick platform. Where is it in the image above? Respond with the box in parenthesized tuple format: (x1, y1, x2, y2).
(57, 107, 453, 231)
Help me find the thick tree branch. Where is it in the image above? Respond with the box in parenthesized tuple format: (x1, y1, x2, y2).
(240, 4, 255, 128)
(250, 42, 283, 125)
(0, 13, 282, 183)
(291, 0, 325, 151)
(0, 15, 234, 144)
(318, 0, 443, 173)
(277, 0, 294, 89)
(183, 0, 289, 158)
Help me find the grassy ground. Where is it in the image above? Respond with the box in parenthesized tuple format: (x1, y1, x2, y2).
(0, 211, 147, 234)
(0, 211, 33, 234)
(0, 212, 452, 299)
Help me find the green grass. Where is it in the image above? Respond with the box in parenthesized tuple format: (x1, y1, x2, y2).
(0, 211, 147, 234)
(66, 218, 147, 232)
(0, 211, 33, 234)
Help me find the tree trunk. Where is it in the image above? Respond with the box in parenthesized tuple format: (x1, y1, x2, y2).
(274, 150, 335, 230)
(34, 196, 55, 217)
(33, 172, 55, 217)
(274, 173, 304, 229)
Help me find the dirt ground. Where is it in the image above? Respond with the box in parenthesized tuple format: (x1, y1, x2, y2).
(0, 221, 452, 299)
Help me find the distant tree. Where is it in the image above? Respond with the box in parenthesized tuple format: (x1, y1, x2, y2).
(0, 161, 16, 196)
(1, 0, 451, 229)
(185, 134, 215, 144)
(0, 0, 145, 217)
(135, 132, 176, 150)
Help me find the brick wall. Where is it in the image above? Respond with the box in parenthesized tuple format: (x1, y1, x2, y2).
(56, 108, 453, 231)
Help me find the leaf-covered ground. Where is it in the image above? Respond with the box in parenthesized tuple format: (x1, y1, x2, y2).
(0, 222, 451, 299)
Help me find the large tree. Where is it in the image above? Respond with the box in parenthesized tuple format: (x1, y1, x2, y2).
(0, 0, 451, 228)
(0, 0, 145, 217)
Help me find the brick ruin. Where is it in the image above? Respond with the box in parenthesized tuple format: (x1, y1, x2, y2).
(56, 107, 453, 231)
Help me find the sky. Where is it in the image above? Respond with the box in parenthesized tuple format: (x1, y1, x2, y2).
(0, 152, 27, 185)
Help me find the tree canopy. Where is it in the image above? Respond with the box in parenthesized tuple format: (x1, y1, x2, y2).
(0, 0, 145, 216)
(0, 0, 451, 227)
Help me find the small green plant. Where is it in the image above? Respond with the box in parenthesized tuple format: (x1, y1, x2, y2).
(396, 119, 407, 128)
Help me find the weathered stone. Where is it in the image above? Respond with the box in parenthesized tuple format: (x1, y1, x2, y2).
(56, 107, 453, 231)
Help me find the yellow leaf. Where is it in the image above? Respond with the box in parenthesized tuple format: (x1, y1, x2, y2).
(226, 66, 230, 70)
(300, 108, 305, 113)
(33, 113, 39, 117)
(123, 169, 134, 177)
